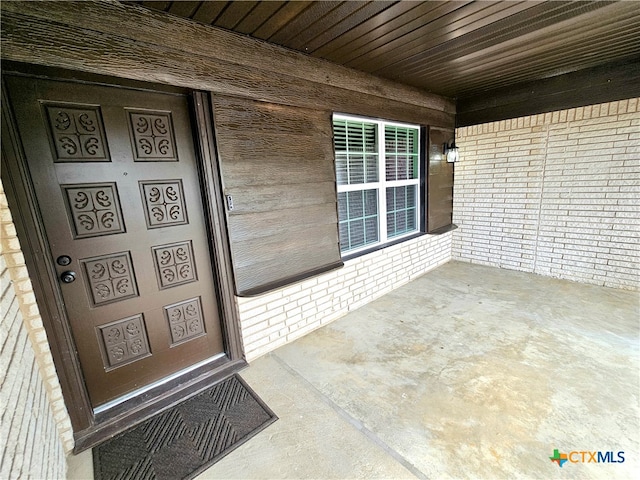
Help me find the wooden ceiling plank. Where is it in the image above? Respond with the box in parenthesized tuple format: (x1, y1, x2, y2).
(392, 20, 639, 94)
(457, 58, 640, 112)
(303, 1, 397, 53)
(370, 1, 544, 75)
(215, 1, 258, 30)
(311, 1, 420, 57)
(450, 28, 640, 93)
(287, 1, 393, 52)
(167, 1, 201, 18)
(321, 1, 454, 64)
(414, 26, 640, 92)
(460, 36, 640, 86)
(413, 5, 640, 85)
(450, 47, 640, 98)
(191, 1, 228, 24)
(268, 1, 342, 45)
(252, 1, 312, 40)
(234, 1, 285, 35)
(380, 1, 616, 81)
(418, 21, 640, 96)
(348, 0, 557, 72)
(328, 1, 471, 66)
(429, 1, 539, 42)
(437, 43, 640, 97)
(417, 1, 626, 75)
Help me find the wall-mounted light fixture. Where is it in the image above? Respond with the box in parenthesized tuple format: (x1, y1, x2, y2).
(443, 141, 459, 163)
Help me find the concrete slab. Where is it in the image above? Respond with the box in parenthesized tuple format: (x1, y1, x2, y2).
(67, 261, 640, 479)
(269, 261, 640, 479)
(199, 355, 416, 479)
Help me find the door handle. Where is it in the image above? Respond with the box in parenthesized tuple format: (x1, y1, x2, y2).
(60, 271, 77, 284)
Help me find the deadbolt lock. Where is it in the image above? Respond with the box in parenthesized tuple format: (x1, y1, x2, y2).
(60, 271, 76, 284)
(56, 255, 72, 266)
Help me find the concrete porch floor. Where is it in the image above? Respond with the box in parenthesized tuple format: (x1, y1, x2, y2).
(68, 261, 639, 479)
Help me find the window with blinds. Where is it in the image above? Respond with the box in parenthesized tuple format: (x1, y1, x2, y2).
(333, 115, 421, 255)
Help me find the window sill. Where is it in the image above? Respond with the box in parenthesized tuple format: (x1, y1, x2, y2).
(427, 223, 458, 235)
(237, 261, 344, 297)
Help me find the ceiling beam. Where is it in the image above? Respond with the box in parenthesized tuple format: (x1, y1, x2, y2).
(456, 57, 640, 126)
(0, 0, 454, 115)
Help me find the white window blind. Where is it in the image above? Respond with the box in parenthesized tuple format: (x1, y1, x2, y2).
(333, 114, 421, 254)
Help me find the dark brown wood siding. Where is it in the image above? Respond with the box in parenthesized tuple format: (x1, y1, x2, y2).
(212, 96, 341, 295)
(0, 1, 454, 122)
(427, 127, 454, 232)
(0, 1, 455, 294)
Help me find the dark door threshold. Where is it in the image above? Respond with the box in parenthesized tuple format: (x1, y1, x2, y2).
(73, 357, 247, 453)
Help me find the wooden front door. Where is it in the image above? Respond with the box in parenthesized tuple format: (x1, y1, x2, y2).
(5, 76, 225, 409)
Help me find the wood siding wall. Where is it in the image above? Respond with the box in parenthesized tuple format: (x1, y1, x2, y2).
(212, 97, 342, 295)
(427, 128, 455, 232)
(1, 0, 455, 294)
(0, 1, 454, 125)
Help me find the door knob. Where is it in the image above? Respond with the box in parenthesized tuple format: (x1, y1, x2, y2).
(60, 271, 76, 284)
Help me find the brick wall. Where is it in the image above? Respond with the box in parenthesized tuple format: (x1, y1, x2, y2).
(453, 98, 639, 290)
(1, 180, 73, 478)
(7, 97, 635, 476)
(238, 232, 452, 360)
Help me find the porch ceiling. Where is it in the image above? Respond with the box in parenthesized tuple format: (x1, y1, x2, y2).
(131, 1, 640, 101)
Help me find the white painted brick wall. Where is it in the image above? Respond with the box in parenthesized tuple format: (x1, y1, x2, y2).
(453, 99, 639, 290)
(0, 180, 72, 479)
(238, 233, 452, 360)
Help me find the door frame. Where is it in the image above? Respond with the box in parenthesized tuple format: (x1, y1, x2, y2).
(1, 63, 246, 452)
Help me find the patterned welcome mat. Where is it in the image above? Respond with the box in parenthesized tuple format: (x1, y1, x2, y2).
(93, 375, 277, 480)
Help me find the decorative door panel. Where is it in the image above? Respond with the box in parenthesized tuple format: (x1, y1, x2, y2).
(140, 180, 188, 228)
(44, 104, 110, 162)
(5, 77, 225, 408)
(97, 314, 152, 370)
(80, 251, 139, 306)
(127, 110, 177, 161)
(164, 297, 206, 346)
(62, 183, 126, 238)
(152, 241, 197, 289)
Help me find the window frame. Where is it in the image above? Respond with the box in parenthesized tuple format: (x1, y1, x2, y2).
(332, 113, 425, 257)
